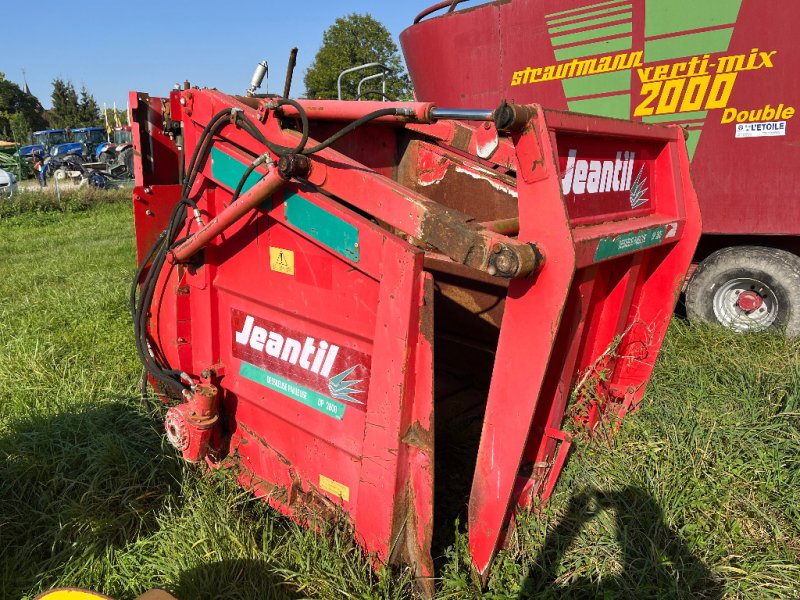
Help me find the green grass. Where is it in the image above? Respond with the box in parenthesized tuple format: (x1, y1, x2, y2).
(0, 193, 797, 599)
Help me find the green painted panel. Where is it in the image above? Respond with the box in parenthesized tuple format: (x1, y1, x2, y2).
(547, 1, 631, 22)
(568, 93, 631, 119)
(240, 362, 346, 420)
(644, 0, 742, 37)
(211, 147, 262, 195)
(645, 28, 733, 62)
(555, 36, 632, 61)
(685, 129, 702, 160)
(552, 22, 632, 47)
(549, 11, 632, 34)
(563, 69, 631, 98)
(284, 192, 360, 262)
(643, 111, 707, 123)
(594, 226, 668, 261)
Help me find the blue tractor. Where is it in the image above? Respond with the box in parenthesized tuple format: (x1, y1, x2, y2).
(51, 127, 106, 159)
(17, 129, 68, 158)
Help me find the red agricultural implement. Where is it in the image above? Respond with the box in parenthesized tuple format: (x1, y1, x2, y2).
(130, 77, 700, 590)
(402, 0, 800, 336)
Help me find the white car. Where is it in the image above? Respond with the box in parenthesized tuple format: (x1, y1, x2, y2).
(0, 168, 17, 198)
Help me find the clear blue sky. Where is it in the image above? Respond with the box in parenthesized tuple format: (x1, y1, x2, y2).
(3, 0, 445, 110)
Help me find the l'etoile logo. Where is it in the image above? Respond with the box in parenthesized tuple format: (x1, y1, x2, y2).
(561, 149, 649, 209)
(232, 309, 369, 405)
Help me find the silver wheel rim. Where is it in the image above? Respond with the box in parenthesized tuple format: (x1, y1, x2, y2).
(712, 277, 779, 332)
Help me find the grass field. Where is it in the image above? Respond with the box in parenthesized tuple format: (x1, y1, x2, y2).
(1, 191, 798, 599)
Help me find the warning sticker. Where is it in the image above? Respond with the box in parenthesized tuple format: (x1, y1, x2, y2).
(270, 247, 295, 275)
(319, 474, 350, 502)
(735, 121, 786, 138)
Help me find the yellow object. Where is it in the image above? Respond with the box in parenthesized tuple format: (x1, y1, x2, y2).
(35, 589, 112, 600)
(320, 474, 350, 501)
(35, 588, 176, 600)
(269, 247, 295, 275)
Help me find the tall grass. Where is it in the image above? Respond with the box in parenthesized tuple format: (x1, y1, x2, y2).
(0, 194, 797, 599)
(0, 186, 130, 219)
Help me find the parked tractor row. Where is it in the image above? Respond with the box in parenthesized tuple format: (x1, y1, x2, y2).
(17, 126, 134, 184)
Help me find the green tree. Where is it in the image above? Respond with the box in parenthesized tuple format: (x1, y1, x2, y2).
(8, 112, 31, 144)
(0, 77, 48, 141)
(77, 85, 101, 127)
(49, 78, 81, 129)
(304, 13, 412, 100)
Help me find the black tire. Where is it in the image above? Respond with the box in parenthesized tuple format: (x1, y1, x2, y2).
(686, 246, 800, 336)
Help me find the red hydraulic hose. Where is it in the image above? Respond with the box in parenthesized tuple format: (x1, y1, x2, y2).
(170, 169, 285, 262)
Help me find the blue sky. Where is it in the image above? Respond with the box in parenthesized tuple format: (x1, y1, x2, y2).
(3, 0, 445, 109)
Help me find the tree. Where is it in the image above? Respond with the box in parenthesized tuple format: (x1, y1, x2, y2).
(77, 85, 101, 127)
(49, 78, 81, 129)
(0, 77, 48, 141)
(304, 13, 412, 101)
(7, 112, 31, 144)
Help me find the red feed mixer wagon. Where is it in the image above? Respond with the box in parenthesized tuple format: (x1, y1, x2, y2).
(402, 0, 800, 335)
(129, 58, 700, 589)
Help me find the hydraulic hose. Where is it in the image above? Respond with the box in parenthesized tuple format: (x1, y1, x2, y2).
(134, 96, 418, 396)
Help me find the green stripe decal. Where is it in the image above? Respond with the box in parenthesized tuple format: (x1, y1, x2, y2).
(240, 362, 346, 420)
(549, 11, 633, 34)
(594, 226, 668, 261)
(547, 0, 630, 20)
(555, 37, 632, 61)
(211, 147, 263, 195)
(644, 0, 742, 37)
(568, 94, 631, 119)
(685, 130, 702, 160)
(562, 70, 631, 98)
(643, 111, 707, 123)
(552, 22, 632, 47)
(644, 28, 733, 62)
(284, 192, 360, 262)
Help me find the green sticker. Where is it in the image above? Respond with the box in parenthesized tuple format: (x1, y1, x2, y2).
(594, 226, 667, 261)
(240, 362, 346, 420)
(211, 147, 264, 195)
(284, 192, 360, 262)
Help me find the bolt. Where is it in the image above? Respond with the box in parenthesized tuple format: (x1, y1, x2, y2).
(277, 154, 311, 180)
(145, 209, 153, 216)
(492, 248, 519, 277)
(180, 97, 186, 106)
(144, 187, 152, 194)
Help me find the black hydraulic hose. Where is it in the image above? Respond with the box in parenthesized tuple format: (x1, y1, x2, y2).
(182, 109, 235, 198)
(129, 230, 166, 318)
(231, 158, 263, 202)
(133, 98, 414, 396)
(300, 107, 400, 155)
(132, 198, 198, 395)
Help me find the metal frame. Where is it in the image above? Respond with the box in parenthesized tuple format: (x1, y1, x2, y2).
(130, 87, 701, 589)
